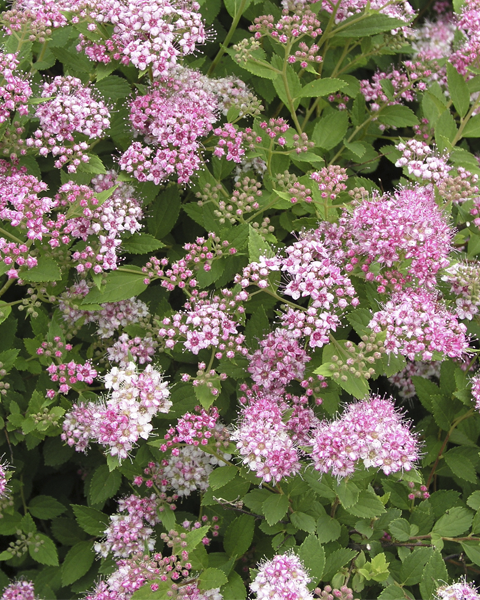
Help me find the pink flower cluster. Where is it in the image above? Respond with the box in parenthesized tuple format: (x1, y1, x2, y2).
(120, 79, 217, 185)
(451, 0, 480, 74)
(0, 52, 32, 127)
(312, 395, 420, 478)
(26, 76, 110, 172)
(158, 290, 246, 358)
(77, 0, 206, 78)
(318, 0, 414, 26)
(232, 392, 301, 483)
(369, 288, 469, 360)
(60, 281, 149, 337)
(471, 373, 480, 412)
(213, 124, 245, 163)
(0, 458, 10, 498)
(344, 186, 452, 290)
(1, 580, 37, 600)
(165, 407, 220, 447)
(442, 262, 480, 320)
(95, 494, 160, 558)
(436, 579, 480, 600)
(46, 359, 97, 397)
(107, 333, 157, 366)
(62, 362, 171, 458)
(250, 552, 312, 600)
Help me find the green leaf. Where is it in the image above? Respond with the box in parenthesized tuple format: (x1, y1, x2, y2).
(432, 507, 473, 537)
(462, 541, 480, 566)
(312, 111, 349, 150)
(95, 75, 131, 101)
(378, 105, 419, 128)
(290, 512, 316, 533)
(389, 518, 411, 542)
(335, 479, 360, 508)
(89, 465, 122, 505)
(318, 342, 370, 399)
(468, 491, 480, 512)
(272, 59, 301, 110)
(220, 571, 246, 600)
(61, 541, 95, 586)
(420, 550, 448, 600)
(298, 534, 325, 587)
(224, 515, 255, 558)
(322, 548, 357, 581)
(346, 490, 386, 518)
(444, 447, 477, 483)
(431, 394, 455, 431)
(0, 512, 22, 535)
(72, 505, 109, 536)
(185, 526, 211, 552)
(83, 268, 147, 304)
(248, 226, 273, 262)
(209, 466, 238, 491)
(262, 494, 289, 526)
(22, 257, 62, 282)
(122, 233, 165, 254)
(333, 14, 408, 37)
(301, 78, 347, 98)
(51, 518, 86, 546)
(29, 496, 66, 520)
(29, 533, 59, 566)
(224, 0, 252, 17)
(447, 63, 471, 118)
(463, 114, 480, 138)
(400, 547, 433, 586)
(435, 110, 458, 144)
(316, 514, 341, 543)
(147, 186, 181, 239)
(199, 568, 228, 590)
(379, 585, 409, 599)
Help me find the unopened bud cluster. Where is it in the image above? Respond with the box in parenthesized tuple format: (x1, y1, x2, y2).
(330, 335, 386, 381)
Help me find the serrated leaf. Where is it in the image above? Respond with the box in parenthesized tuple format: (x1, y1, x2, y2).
(378, 105, 418, 128)
(468, 491, 480, 512)
(209, 466, 238, 491)
(29, 496, 66, 520)
(420, 550, 448, 600)
(199, 568, 228, 590)
(95, 75, 131, 101)
(220, 571, 246, 600)
(323, 548, 357, 581)
(333, 14, 408, 36)
(432, 507, 473, 537)
(83, 269, 147, 304)
(262, 494, 289, 526)
(22, 257, 62, 282)
(248, 226, 273, 262)
(463, 114, 480, 138)
(122, 233, 165, 254)
(298, 534, 325, 587)
(29, 533, 59, 566)
(301, 78, 347, 98)
(148, 186, 181, 239)
(224, 0, 252, 17)
(290, 511, 316, 533)
(462, 541, 480, 565)
(400, 547, 433, 585)
(447, 63, 470, 118)
(224, 514, 255, 558)
(77, 154, 107, 174)
(316, 514, 341, 543)
(89, 465, 122, 505)
(431, 394, 455, 431)
(72, 505, 109, 536)
(312, 111, 349, 150)
(444, 447, 477, 483)
(346, 490, 386, 518)
(185, 526, 211, 552)
(335, 479, 359, 508)
(389, 518, 411, 542)
(61, 541, 95, 586)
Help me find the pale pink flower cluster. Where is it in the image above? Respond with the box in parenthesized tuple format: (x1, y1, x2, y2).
(0, 52, 32, 126)
(451, 0, 480, 74)
(395, 141, 451, 182)
(369, 288, 469, 361)
(1, 580, 38, 600)
(232, 393, 302, 483)
(344, 186, 452, 289)
(76, 0, 206, 78)
(94, 494, 160, 558)
(62, 362, 171, 458)
(389, 360, 440, 399)
(0, 458, 10, 498)
(442, 262, 480, 320)
(4, 0, 93, 32)
(470, 373, 480, 412)
(250, 552, 313, 600)
(436, 579, 480, 600)
(59, 281, 150, 338)
(213, 124, 245, 163)
(312, 395, 420, 478)
(107, 333, 157, 366)
(311, 165, 348, 201)
(25, 76, 110, 172)
(317, 0, 414, 26)
(120, 79, 217, 185)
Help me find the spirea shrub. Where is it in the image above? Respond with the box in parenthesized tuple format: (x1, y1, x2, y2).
(2, 0, 480, 598)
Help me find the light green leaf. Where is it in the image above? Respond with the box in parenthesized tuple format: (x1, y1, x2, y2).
(420, 550, 448, 600)
(432, 507, 473, 537)
(400, 547, 433, 586)
(301, 78, 347, 98)
(333, 14, 408, 37)
(462, 541, 480, 566)
(298, 534, 325, 587)
(29, 533, 59, 566)
(388, 518, 411, 542)
(290, 512, 316, 533)
(199, 568, 228, 590)
(82, 268, 147, 304)
(346, 490, 386, 518)
(22, 257, 62, 282)
(378, 105, 418, 128)
(447, 63, 470, 118)
(122, 233, 165, 255)
(312, 111, 349, 150)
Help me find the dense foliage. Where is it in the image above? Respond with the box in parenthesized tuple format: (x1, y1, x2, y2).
(2, 0, 480, 598)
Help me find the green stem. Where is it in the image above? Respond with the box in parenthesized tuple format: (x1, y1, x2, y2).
(282, 44, 303, 135)
(0, 227, 26, 245)
(0, 277, 15, 299)
(207, 0, 249, 76)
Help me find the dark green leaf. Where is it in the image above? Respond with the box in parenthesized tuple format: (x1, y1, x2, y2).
(378, 105, 418, 128)
(420, 550, 448, 600)
(322, 548, 357, 581)
(95, 75, 131, 101)
(122, 233, 165, 254)
(301, 78, 347, 98)
(389, 518, 411, 542)
(224, 515, 255, 558)
(61, 541, 95, 586)
(89, 465, 122, 505)
(147, 186, 181, 239)
(444, 447, 477, 483)
(224, 0, 252, 17)
(316, 514, 341, 543)
(209, 466, 238, 491)
(220, 571, 246, 600)
(333, 14, 408, 37)
(72, 505, 109, 536)
(290, 512, 316, 533)
(83, 268, 147, 304)
(29, 496, 66, 520)
(346, 490, 386, 518)
(400, 547, 433, 585)
(262, 494, 289, 526)
(462, 541, 480, 566)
